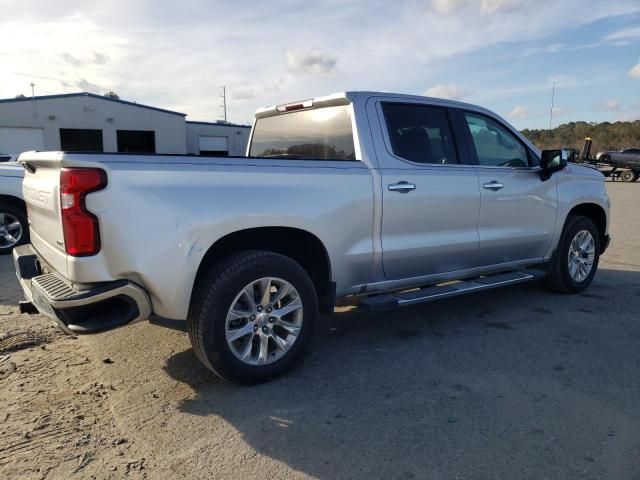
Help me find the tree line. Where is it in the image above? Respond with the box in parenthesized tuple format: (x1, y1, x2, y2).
(521, 120, 640, 155)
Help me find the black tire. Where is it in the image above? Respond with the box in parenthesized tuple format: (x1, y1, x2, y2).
(545, 215, 600, 294)
(187, 250, 318, 385)
(0, 202, 29, 255)
(620, 170, 637, 182)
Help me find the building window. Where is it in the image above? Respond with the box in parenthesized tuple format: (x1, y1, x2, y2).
(60, 129, 104, 152)
(117, 130, 156, 153)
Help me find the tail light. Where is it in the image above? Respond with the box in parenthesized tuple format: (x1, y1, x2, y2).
(60, 168, 107, 256)
(276, 99, 313, 112)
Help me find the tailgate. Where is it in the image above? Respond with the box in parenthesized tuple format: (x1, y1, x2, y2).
(19, 152, 68, 276)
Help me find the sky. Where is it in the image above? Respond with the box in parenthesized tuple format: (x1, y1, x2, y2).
(0, 0, 639, 129)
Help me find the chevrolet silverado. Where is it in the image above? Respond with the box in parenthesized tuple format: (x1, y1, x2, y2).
(14, 92, 610, 384)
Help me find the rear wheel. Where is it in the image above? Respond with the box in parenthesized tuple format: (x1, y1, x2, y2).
(619, 170, 638, 182)
(546, 215, 600, 293)
(187, 250, 318, 384)
(0, 204, 29, 255)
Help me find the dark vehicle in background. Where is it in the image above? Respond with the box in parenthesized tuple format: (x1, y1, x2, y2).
(596, 148, 640, 182)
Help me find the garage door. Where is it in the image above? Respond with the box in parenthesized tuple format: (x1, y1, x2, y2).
(0, 127, 45, 155)
(199, 136, 228, 156)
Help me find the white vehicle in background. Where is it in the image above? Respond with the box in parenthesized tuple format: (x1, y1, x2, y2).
(0, 159, 27, 254)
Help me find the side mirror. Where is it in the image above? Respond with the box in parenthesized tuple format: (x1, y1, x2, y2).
(540, 149, 567, 181)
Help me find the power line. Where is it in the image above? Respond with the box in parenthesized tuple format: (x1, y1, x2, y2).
(7, 70, 235, 99)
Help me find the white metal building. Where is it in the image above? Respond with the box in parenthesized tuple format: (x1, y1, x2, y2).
(186, 121, 251, 157)
(0, 92, 250, 157)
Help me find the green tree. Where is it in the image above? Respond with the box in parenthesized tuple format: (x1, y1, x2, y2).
(103, 91, 120, 100)
(521, 120, 640, 156)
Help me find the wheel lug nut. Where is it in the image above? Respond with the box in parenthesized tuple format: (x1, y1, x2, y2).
(253, 325, 258, 332)
(266, 307, 272, 313)
(269, 317, 275, 323)
(262, 326, 269, 333)
(257, 306, 262, 312)
(250, 315, 256, 321)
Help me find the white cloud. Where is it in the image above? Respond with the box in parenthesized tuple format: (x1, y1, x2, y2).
(73, 78, 105, 93)
(431, 0, 522, 15)
(520, 43, 564, 57)
(508, 105, 531, 119)
(630, 62, 640, 80)
(62, 52, 109, 67)
(229, 87, 256, 101)
(480, 0, 521, 14)
(431, 0, 467, 15)
(286, 49, 337, 76)
(549, 74, 577, 88)
(424, 84, 466, 100)
(0, 1, 638, 124)
(595, 99, 621, 112)
(603, 26, 640, 42)
(552, 106, 575, 117)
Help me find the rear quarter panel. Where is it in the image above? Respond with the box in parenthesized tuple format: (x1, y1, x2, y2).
(59, 155, 375, 319)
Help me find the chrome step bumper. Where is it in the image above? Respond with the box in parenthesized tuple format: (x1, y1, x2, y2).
(13, 244, 152, 334)
(360, 269, 547, 311)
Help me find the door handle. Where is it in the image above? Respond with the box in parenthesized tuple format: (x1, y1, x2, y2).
(388, 181, 416, 193)
(483, 181, 504, 191)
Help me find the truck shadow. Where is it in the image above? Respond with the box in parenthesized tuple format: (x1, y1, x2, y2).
(163, 268, 640, 479)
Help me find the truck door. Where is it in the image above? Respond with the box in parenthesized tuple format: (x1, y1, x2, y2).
(373, 100, 481, 280)
(458, 111, 558, 266)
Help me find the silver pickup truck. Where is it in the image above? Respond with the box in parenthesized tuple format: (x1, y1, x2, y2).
(14, 91, 610, 384)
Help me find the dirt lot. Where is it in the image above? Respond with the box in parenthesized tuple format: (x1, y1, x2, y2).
(1, 182, 639, 480)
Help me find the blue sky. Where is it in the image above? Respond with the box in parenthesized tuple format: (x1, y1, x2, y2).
(1, 0, 639, 128)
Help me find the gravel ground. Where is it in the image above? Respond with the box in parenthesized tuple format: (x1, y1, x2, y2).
(0, 182, 638, 479)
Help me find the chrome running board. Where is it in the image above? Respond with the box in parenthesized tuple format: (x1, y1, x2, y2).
(360, 269, 547, 311)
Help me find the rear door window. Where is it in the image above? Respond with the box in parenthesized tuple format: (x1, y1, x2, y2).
(249, 105, 356, 160)
(381, 103, 458, 165)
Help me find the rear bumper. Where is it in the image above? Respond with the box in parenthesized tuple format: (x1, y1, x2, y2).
(13, 244, 152, 334)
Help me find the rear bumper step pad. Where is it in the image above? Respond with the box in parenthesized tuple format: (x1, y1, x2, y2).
(13, 244, 152, 334)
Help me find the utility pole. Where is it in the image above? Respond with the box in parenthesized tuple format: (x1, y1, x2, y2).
(30, 82, 37, 117)
(549, 81, 555, 131)
(220, 86, 227, 123)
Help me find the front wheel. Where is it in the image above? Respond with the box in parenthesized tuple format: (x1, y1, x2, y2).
(545, 215, 600, 293)
(187, 250, 318, 384)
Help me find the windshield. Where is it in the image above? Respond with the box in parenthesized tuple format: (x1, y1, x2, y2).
(249, 105, 356, 161)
